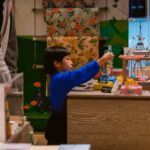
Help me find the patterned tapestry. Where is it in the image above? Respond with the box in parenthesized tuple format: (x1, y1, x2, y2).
(47, 36, 99, 68)
(45, 8, 99, 36)
(41, 0, 95, 8)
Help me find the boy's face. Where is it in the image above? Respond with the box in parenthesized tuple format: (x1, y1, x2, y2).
(61, 55, 73, 71)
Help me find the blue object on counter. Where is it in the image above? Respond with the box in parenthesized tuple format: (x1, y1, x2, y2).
(98, 74, 108, 83)
(99, 75, 116, 83)
(107, 75, 116, 83)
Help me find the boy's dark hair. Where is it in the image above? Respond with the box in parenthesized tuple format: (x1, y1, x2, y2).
(44, 46, 70, 75)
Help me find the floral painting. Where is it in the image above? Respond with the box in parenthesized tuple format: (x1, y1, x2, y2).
(45, 8, 99, 36)
(47, 36, 99, 68)
(24, 81, 50, 112)
(41, 0, 95, 8)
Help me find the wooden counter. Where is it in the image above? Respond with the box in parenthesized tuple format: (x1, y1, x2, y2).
(67, 91, 150, 150)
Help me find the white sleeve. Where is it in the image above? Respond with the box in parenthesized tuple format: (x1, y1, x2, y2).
(0, 48, 12, 83)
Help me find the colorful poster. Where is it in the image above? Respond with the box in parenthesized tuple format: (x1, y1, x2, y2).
(45, 8, 99, 36)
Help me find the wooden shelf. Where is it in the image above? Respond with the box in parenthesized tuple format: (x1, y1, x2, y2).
(99, 7, 108, 11)
(32, 8, 44, 12)
(32, 36, 47, 41)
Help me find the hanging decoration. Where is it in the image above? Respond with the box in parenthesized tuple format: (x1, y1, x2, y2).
(45, 8, 99, 37)
(24, 81, 50, 112)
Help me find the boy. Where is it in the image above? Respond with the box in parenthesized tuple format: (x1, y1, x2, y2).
(44, 46, 114, 145)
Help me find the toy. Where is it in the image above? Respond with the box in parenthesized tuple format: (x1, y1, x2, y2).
(93, 81, 113, 91)
(94, 45, 114, 92)
(120, 78, 142, 95)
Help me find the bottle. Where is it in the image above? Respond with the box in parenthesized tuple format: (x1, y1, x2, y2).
(108, 45, 112, 52)
(106, 45, 113, 76)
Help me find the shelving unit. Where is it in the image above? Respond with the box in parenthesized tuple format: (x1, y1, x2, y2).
(119, 55, 150, 88)
(0, 73, 31, 143)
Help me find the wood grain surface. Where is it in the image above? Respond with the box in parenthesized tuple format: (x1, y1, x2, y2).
(67, 94, 150, 150)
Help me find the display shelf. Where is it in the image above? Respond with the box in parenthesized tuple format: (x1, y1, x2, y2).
(0, 73, 31, 143)
(7, 73, 24, 124)
(32, 36, 47, 41)
(32, 8, 44, 12)
(99, 6, 108, 11)
(119, 55, 150, 85)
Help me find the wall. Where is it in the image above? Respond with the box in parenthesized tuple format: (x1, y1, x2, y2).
(14, 0, 129, 35)
(95, 0, 129, 21)
(15, 0, 46, 36)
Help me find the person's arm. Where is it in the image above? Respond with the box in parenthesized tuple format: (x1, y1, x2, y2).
(51, 61, 100, 111)
(54, 52, 114, 91)
(51, 52, 114, 111)
(55, 60, 100, 88)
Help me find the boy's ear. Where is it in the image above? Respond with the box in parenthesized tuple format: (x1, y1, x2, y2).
(54, 60, 62, 69)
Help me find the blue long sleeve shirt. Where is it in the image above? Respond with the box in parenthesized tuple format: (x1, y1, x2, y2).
(50, 60, 100, 112)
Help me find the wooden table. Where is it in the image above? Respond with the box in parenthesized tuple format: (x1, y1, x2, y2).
(67, 91, 150, 150)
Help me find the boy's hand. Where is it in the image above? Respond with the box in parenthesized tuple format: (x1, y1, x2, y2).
(97, 52, 114, 66)
(102, 52, 114, 61)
